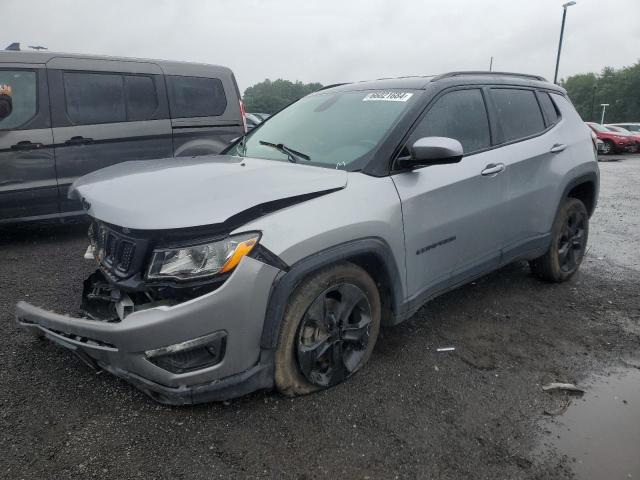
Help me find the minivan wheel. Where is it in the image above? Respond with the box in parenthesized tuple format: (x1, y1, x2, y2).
(529, 198, 589, 282)
(601, 140, 614, 155)
(274, 263, 381, 396)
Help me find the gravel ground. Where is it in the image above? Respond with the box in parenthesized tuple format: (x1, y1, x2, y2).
(1, 156, 639, 479)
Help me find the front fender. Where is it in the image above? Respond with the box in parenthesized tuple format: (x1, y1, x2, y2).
(259, 237, 405, 349)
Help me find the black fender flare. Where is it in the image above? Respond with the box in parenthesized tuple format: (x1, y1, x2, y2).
(559, 171, 599, 217)
(260, 237, 405, 349)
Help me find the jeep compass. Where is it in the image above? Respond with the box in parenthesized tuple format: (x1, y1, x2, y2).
(16, 72, 599, 404)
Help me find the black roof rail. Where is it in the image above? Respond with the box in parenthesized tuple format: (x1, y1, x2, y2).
(316, 83, 350, 91)
(431, 71, 547, 82)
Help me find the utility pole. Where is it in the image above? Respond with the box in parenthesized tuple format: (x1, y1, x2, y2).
(489, 57, 493, 72)
(553, 1, 577, 84)
(600, 104, 609, 124)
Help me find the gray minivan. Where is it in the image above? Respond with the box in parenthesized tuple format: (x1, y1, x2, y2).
(0, 50, 245, 223)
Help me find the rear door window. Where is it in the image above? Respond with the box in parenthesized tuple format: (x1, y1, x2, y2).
(63, 72, 126, 125)
(0, 70, 37, 130)
(491, 88, 546, 143)
(410, 88, 491, 154)
(167, 76, 227, 118)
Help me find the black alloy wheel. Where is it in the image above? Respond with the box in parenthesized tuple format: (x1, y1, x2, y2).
(557, 209, 587, 273)
(296, 283, 372, 387)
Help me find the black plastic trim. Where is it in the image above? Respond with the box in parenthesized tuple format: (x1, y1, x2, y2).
(100, 357, 274, 405)
(561, 172, 599, 217)
(260, 237, 404, 349)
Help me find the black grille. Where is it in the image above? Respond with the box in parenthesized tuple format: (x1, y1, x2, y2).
(94, 223, 148, 278)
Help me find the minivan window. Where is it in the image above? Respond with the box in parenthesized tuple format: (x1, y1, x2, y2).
(64, 72, 126, 125)
(167, 76, 227, 118)
(491, 88, 545, 143)
(0, 70, 37, 130)
(538, 92, 560, 126)
(410, 88, 490, 154)
(124, 75, 158, 121)
(229, 89, 418, 170)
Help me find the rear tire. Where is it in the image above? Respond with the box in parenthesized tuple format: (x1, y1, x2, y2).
(529, 198, 589, 282)
(274, 262, 381, 397)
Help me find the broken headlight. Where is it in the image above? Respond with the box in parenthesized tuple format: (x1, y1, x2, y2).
(146, 232, 260, 281)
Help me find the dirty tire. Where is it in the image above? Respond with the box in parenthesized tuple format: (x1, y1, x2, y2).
(274, 262, 381, 397)
(529, 198, 589, 282)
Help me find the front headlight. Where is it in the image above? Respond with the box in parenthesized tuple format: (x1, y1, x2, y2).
(146, 232, 260, 281)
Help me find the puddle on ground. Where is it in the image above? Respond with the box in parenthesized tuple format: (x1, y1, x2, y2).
(541, 368, 640, 479)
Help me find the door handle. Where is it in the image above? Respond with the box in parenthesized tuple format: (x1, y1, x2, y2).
(10, 140, 44, 151)
(64, 136, 94, 146)
(481, 163, 505, 176)
(550, 143, 567, 153)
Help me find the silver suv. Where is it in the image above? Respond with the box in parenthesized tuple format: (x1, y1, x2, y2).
(16, 72, 599, 404)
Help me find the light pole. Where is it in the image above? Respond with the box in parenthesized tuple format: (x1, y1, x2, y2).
(553, 1, 577, 84)
(600, 104, 609, 124)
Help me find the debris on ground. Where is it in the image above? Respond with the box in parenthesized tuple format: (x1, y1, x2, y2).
(436, 347, 455, 352)
(541, 383, 586, 394)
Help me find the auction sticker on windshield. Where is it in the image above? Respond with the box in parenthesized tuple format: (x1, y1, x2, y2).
(363, 91, 413, 102)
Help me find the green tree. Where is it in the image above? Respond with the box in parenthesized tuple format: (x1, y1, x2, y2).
(243, 79, 323, 114)
(562, 61, 640, 123)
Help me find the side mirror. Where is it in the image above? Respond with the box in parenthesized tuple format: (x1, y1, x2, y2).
(397, 136, 463, 170)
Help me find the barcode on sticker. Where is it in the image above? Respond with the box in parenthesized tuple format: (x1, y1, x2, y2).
(363, 92, 413, 102)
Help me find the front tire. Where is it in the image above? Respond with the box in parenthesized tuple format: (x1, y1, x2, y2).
(274, 263, 381, 397)
(529, 198, 589, 282)
(601, 140, 614, 155)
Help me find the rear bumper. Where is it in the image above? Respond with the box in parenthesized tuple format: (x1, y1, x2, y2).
(16, 256, 281, 404)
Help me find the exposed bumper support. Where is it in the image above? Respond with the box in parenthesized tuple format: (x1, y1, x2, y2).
(15, 256, 281, 404)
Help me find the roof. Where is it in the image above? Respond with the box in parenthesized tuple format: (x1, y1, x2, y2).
(315, 71, 563, 94)
(0, 49, 230, 73)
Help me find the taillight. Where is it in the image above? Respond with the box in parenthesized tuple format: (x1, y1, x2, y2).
(239, 100, 248, 134)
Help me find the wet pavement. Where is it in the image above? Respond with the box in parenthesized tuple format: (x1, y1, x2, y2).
(540, 368, 640, 480)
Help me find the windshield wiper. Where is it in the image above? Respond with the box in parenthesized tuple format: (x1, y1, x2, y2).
(259, 140, 311, 163)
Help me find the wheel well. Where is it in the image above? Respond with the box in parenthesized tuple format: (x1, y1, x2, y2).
(567, 181, 596, 216)
(348, 253, 396, 325)
(260, 239, 404, 349)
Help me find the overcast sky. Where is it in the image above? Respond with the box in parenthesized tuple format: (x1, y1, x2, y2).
(3, 0, 639, 92)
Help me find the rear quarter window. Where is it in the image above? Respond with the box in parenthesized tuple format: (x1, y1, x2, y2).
(491, 88, 546, 143)
(167, 76, 227, 118)
(538, 92, 560, 126)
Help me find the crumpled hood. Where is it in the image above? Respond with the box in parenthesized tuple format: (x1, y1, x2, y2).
(70, 155, 347, 230)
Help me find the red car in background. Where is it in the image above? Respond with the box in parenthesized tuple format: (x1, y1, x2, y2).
(586, 122, 635, 154)
(605, 125, 640, 152)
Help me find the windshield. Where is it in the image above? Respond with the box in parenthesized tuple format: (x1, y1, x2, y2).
(606, 126, 630, 134)
(589, 123, 609, 133)
(227, 89, 418, 170)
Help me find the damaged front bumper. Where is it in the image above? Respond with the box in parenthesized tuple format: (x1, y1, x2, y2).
(15, 256, 281, 405)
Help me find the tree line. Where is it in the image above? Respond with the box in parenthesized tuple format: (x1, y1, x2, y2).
(243, 63, 640, 124)
(243, 79, 323, 114)
(562, 61, 640, 123)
